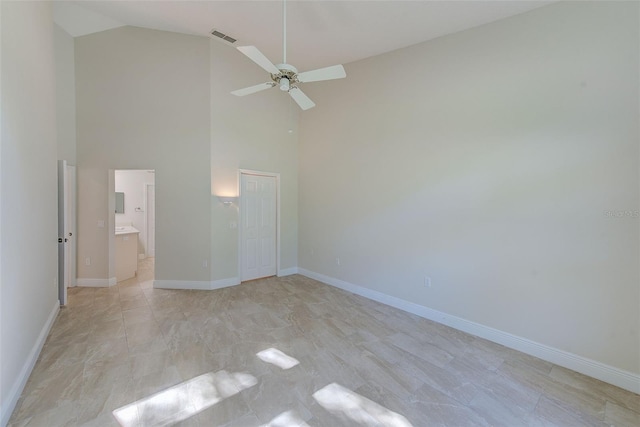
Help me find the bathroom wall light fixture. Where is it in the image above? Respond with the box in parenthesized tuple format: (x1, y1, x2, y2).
(217, 196, 237, 206)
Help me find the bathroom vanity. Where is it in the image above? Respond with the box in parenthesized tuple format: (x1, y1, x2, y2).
(115, 226, 139, 282)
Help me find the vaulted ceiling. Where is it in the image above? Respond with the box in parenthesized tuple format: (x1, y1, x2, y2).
(54, 1, 553, 72)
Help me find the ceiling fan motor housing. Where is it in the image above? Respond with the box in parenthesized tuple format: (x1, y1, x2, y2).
(272, 64, 299, 91)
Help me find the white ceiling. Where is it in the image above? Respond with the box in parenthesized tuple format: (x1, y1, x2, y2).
(54, 0, 554, 72)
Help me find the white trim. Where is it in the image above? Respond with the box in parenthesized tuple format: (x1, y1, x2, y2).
(238, 169, 281, 282)
(1, 300, 60, 427)
(153, 278, 240, 291)
(298, 268, 640, 394)
(76, 277, 117, 287)
(278, 267, 298, 277)
(211, 277, 241, 289)
(144, 182, 155, 258)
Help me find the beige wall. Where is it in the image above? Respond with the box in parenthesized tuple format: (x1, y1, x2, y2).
(210, 40, 299, 281)
(75, 26, 211, 283)
(74, 27, 298, 285)
(298, 2, 639, 374)
(54, 23, 76, 164)
(1, 1, 59, 422)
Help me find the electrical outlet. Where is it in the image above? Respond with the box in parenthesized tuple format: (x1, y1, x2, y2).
(85, 257, 91, 266)
(424, 276, 432, 288)
(336, 257, 341, 266)
(97, 220, 105, 228)
(202, 260, 208, 268)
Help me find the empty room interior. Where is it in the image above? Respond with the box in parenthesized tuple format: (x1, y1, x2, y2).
(1, 0, 639, 426)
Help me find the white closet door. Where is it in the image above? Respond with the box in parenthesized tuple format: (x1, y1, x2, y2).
(57, 160, 70, 305)
(241, 174, 276, 281)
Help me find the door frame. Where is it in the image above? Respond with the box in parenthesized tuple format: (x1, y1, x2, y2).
(144, 182, 155, 258)
(66, 164, 76, 288)
(237, 169, 281, 282)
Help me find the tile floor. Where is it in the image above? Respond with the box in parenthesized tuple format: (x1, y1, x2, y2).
(8, 258, 640, 426)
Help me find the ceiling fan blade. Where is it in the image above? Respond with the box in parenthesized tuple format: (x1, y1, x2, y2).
(289, 87, 316, 110)
(296, 64, 346, 83)
(237, 46, 281, 75)
(231, 82, 275, 96)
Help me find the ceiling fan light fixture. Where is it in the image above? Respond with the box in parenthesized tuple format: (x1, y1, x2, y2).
(279, 77, 290, 91)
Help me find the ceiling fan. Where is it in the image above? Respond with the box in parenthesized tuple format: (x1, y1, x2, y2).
(231, 0, 346, 110)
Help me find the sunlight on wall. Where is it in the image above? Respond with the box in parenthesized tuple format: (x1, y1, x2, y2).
(256, 347, 300, 370)
(112, 370, 257, 426)
(313, 383, 413, 427)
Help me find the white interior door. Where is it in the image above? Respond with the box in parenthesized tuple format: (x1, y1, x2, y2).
(146, 184, 155, 257)
(65, 165, 76, 288)
(241, 173, 277, 281)
(57, 160, 68, 305)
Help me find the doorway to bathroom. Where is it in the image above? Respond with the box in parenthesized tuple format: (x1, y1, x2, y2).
(114, 170, 155, 283)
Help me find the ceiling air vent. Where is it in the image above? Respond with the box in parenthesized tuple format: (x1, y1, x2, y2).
(210, 29, 236, 44)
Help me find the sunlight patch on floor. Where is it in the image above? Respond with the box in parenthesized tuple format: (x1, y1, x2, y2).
(112, 370, 257, 426)
(256, 347, 300, 370)
(261, 410, 311, 427)
(313, 383, 413, 427)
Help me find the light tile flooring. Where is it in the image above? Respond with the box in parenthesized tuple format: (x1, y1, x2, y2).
(9, 258, 640, 426)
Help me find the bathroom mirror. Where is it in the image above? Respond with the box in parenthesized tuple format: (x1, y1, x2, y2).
(115, 192, 125, 214)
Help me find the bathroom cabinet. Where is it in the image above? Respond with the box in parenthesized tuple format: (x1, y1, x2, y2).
(115, 227, 139, 282)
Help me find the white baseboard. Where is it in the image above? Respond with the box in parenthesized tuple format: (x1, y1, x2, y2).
(298, 268, 640, 394)
(278, 267, 298, 277)
(1, 300, 59, 427)
(211, 277, 240, 290)
(76, 277, 117, 287)
(153, 278, 240, 291)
